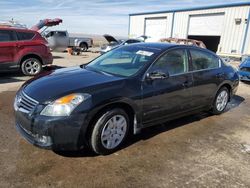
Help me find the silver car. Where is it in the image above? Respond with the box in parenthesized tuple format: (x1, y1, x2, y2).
(100, 34, 142, 54)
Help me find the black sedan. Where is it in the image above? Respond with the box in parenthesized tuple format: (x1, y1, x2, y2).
(14, 43, 239, 155)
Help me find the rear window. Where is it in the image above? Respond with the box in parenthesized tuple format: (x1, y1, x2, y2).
(17, 32, 35, 41)
(0, 30, 16, 42)
(190, 49, 220, 71)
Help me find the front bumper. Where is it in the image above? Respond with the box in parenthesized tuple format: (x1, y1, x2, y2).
(238, 71, 250, 81)
(15, 110, 88, 150)
(239, 76, 250, 81)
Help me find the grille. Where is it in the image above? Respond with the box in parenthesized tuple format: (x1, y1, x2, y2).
(16, 91, 39, 113)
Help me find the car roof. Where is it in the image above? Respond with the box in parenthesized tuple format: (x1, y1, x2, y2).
(0, 27, 37, 33)
(129, 42, 211, 53)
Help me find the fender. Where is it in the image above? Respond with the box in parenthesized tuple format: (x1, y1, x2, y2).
(82, 96, 142, 139)
(213, 80, 234, 102)
(18, 52, 43, 65)
(75, 40, 88, 48)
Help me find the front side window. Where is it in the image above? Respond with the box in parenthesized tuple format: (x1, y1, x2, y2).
(86, 46, 159, 77)
(55, 32, 66, 37)
(190, 50, 220, 71)
(17, 32, 35, 41)
(0, 30, 16, 42)
(125, 40, 141, 44)
(150, 49, 189, 76)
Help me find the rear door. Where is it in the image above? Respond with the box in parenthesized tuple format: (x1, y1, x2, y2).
(189, 49, 222, 108)
(16, 31, 36, 52)
(0, 29, 18, 70)
(142, 48, 193, 124)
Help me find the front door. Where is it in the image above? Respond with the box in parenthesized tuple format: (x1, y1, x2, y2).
(0, 30, 18, 70)
(142, 48, 193, 125)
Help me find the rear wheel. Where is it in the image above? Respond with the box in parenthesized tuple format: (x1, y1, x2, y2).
(21, 58, 42, 76)
(212, 87, 229, 115)
(90, 108, 130, 155)
(80, 43, 88, 52)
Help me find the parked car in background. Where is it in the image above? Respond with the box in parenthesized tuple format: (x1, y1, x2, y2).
(100, 34, 142, 54)
(44, 30, 93, 52)
(238, 57, 250, 81)
(0, 27, 53, 76)
(14, 43, 239, 155)
(160, 38, 206, 48)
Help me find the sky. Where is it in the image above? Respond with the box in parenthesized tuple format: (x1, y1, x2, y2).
(0, 0, 249, 36)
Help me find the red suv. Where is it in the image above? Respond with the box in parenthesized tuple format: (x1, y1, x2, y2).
(0, 27, 53, 76)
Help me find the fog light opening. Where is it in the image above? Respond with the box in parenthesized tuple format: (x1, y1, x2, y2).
(36, 135, 52, 145)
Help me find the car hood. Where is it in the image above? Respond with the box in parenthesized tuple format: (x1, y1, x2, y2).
(23, 66, 125, 103)
(103, 34, 119, 44)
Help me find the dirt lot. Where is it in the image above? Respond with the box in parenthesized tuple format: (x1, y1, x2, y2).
(0, 52, 250, 188)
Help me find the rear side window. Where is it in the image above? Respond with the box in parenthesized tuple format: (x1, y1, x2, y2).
(190, 50, 220, 71)
(151, 49, 189, 75)
(17, 32, 35, 41)
(0, 30, 16, 42)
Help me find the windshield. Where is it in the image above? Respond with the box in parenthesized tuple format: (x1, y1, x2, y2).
(86, 45, 159, 77)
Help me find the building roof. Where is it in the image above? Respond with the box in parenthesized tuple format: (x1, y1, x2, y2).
(129, 2, 250, 16)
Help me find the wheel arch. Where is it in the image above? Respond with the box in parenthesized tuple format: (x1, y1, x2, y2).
(19, 53, 43, 66)
(79, 42, 88, 49)
(83, 99, 140, 144)
(215, 82, 233, 101)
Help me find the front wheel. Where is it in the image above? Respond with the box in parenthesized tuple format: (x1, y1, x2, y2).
(212, 87, 229, 115)
(90, 108, 130, 155)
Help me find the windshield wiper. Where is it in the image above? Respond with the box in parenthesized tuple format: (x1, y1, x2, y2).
(85, 66, 113, 76)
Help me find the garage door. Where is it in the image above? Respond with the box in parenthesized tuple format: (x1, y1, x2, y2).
(188, 14, 225, 36)
(145, 17, 167, 39)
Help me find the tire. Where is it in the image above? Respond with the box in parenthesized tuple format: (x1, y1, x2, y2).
(80, 43, 88, 52)
(212, 87, 229, 115)
(21, 58, 42, 76)
(90, 108, 130, 155)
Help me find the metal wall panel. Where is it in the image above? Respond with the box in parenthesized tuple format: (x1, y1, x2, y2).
(129, 5, 250, 56)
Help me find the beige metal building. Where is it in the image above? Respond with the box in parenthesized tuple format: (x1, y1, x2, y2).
(129, 2, 250, 57)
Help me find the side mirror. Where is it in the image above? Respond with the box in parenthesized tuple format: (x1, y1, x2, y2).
(146, 71, 169, 80)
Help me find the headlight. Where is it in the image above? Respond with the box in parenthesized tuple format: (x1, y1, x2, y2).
(40, 93, 91, 116)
